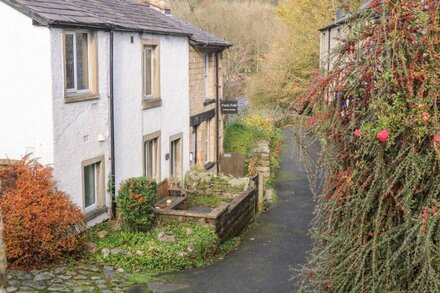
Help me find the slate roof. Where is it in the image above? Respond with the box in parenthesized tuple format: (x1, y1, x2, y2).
(1, 0, 230, 48)
(165, 15, 231, 48)
(319, 0, 372, 31)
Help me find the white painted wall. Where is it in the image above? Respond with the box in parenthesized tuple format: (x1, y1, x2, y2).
(0, 2, 53, 165)
(113, 32, 190, 187)
(50, 29, 112, 212)
(0, 1, 190, 218)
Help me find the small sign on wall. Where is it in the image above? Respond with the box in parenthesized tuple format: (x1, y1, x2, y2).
(165, 153, 170, 160)
(221, 101, 238, 114)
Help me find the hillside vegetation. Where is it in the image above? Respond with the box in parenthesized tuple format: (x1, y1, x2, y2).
(171, 0, 281, 99)
(248, 0, 336, 109)
(171, 0, 340, 110)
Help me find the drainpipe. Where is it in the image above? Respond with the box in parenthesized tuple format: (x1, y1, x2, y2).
(215, 52, 220, 174)
(109, 30, 116, 218)
(326, 28, 332, 102)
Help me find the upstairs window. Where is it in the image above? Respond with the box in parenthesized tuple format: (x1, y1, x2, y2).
(143, 46, 155, 97)
(142, 40, 161, 109)
(64, 31, 98, 102)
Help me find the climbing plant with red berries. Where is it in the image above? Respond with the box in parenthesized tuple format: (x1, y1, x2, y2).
(295, 0, 440, 291)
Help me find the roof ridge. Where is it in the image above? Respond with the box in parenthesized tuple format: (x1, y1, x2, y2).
(0, 0, 191, 35)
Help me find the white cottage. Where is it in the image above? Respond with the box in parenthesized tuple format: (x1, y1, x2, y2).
(0, 0, 219, 225)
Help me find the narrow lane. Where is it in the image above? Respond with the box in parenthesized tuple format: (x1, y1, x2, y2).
(133, 128, 316, 293)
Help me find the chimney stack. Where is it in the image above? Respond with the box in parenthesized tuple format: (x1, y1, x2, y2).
(335, 8, 346, 20)
(134, 0, 171, 14)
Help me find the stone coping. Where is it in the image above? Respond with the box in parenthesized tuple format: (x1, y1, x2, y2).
(154, 202, 229, 219)
(154, 196, 186, 211)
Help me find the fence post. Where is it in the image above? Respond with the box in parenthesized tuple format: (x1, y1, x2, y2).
(0, 209, 7, 293)
(257, 172, 264, 213)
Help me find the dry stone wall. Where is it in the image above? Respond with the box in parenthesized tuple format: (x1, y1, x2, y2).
(255, 140, 271, 178)
(185, 171, 251, 199)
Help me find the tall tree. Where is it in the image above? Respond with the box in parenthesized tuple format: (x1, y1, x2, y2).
(171, 0, 281, 99)
(248, 0, 336, 109)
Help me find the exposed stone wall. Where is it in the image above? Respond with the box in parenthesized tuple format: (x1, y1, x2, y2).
(215, 188, 256, 242)
(189, 47, 225, 171)
(189, 47, 216, 116)
(248, 140, 273, 208)
(185, 170, 250, 199)
(254, 140, 271, 178)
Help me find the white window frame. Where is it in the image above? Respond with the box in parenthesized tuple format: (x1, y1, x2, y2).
(169, 134, 183, 180)
(84, 162, 98, 213)
(205, 119, 211, 163)
(170, 140, 177, 177)
(65, 31, 91, 95)
(144, 137, 159, 181)
(192, 125, 198, 164)
(143, 46, 155, 99)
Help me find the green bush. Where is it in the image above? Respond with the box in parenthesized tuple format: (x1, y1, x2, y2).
(269, 128, 283, 176)
(271, 128, 283, 149)
(223, 120, 268, 155)
(87, 222, 231, 273)
(117, 177, 157, 232)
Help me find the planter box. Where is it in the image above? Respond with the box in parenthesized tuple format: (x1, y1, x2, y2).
(153, 187, 257, 242)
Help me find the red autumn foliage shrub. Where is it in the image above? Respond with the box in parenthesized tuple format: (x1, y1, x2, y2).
(0, 159, 85, 269)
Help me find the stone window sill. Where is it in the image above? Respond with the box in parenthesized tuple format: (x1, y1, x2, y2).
(143, 98, 162, 110)
(85, 206, 109, 222)
(65, 93, 100, 104)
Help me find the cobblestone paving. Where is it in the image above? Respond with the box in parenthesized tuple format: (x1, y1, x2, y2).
(6, 265, 133, 293)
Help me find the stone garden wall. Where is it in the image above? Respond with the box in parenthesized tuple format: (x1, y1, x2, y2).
(254, 140, 271, 178)
(215, 187, 257, 242)
(185, 171, 251, 199)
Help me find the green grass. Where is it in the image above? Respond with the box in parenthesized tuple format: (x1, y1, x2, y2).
(127, 272, 152, 284)
(223, 120, 270, 155)
(218, 237, 240, 254)
(85, 221, 236, 274)
(187, 194, 233, 208)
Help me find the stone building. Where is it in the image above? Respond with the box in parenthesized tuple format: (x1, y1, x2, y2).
(186, 35, 231, 173)
(319, 1, 371, 71)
